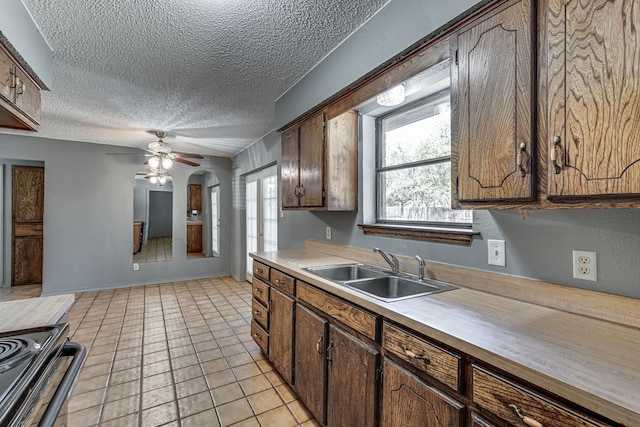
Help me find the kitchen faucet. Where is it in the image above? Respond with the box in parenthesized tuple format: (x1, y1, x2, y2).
(415, 255, 426, 280)
(373, 248, 399, 273)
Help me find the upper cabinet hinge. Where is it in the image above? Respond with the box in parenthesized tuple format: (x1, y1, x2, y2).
(455, 49, 459, 66)
(375, 365, 384, 383)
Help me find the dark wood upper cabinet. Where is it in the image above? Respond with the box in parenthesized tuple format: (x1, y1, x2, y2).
(0, 42, 42, 131)
(547, 0, 640, 199)
(452, 0, 535, 202)
(187, 184, 202, 211)
(280, 110, 358, 211)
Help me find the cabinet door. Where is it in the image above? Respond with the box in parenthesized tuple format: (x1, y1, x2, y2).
(0, 47, 13, 104)
(188, 184, 202, 210)
(269, 288, 295, 385)
(382, 359, 464, 427)
(326, 324, 378, 427)
(298, 113, 325, 208)
(548, 0, 640, 198)
(294, 305, 328, 424)
(281, 126, 300, 208)
(13, 67, 40, 125)
(453, 0, 535, 202)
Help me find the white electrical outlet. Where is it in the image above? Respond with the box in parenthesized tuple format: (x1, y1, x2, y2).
(488, 239, 506, 267)
(572, 250, 597, 281)
(325, 226, 332, 240)
(133, 263, 139, 271)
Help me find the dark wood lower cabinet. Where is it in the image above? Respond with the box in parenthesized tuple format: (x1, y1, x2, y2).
(382, 359, 465, 427)
(326, 324, 378, 427)
(268, 287, 295, 384)
(294, 305, 328, 424)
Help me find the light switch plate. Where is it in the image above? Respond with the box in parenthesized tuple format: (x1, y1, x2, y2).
(488, 239, 506, 267)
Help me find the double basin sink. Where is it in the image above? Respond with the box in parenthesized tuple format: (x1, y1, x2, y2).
(303, 264, 457, 302)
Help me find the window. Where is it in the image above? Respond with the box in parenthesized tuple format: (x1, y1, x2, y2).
(210, 185, 220, 255)
(376, 91, 472, 226)
(246, 165, 278, 277)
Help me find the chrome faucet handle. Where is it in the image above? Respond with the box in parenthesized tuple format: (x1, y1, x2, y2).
(415, 255, 425, 280)
(389, 254, 399, 272)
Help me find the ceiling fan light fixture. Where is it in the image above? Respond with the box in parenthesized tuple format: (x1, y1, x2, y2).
(149, 155, 161, 169)
(158, 175, 167, 185)
(149, 176, 158, 184)
(162, 157, 173, 170)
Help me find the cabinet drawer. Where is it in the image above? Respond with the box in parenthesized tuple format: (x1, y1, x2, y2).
(252, 278, 270, 307)
(253, 260, 270, 282)
(382, 321, 461, 391)
(297, 281, 378, 341)
(472, 365, 611, 427)
(251, 320, 269, 355)
(252, 298, 269, 330)
(271, 269, 295, 295)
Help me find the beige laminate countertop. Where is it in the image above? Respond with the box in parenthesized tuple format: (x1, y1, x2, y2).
(252, 249, 640, 427)
(0, 294, 75, 333)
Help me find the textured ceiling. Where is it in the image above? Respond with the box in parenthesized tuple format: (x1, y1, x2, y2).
(11, 0, 388, 156)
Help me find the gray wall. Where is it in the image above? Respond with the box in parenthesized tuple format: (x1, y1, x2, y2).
(235, 0, 640, 299)
(0, 132, 233, 295)
(2, 0, 53, 88)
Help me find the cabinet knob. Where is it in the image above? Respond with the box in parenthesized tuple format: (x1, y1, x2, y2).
(551, 136, 562, 174)
(255, 287, 262, 293)
(316, 334, 323, 354)
(509, 404, 543, 427)
(517, 142, 528, 177)
(254, 310, 262, 317)
(402, 344, 430, 363)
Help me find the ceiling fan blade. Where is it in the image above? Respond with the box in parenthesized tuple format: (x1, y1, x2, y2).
(106, 152, 148, 156)
(172, 153, 204, 159)
(175, 158, 200, 167)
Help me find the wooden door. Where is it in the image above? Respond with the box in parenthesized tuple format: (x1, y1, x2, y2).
(186, 224, 202, 253)
(269, 287, 295, 385)
(381, 359, 464, 427)
(326, 324, 378, 427)
(547, 0, 640, 199)
(453, 0, 535, 202)
(298, 113, 325, 208)
(12, 166, 44, 286)
(294, 305, 328, 424)
(281, 126, 300, 208)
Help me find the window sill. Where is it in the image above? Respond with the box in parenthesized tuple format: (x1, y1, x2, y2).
(358, 223, 478, 246)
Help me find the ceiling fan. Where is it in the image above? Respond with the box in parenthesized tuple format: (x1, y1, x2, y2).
(110, 131, 204, 183)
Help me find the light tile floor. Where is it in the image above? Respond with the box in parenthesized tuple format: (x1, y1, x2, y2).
(60, 276, 320, 427)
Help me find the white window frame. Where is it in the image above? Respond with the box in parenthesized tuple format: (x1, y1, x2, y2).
(210, 185, 220, 256)
(375, 90, 472, 228)
(246, 165, 278, 278)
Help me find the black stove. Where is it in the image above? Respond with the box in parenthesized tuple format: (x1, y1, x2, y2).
(0, 324, 85, 427)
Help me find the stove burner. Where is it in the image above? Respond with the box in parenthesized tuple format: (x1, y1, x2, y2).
(0, 338, 37, 373)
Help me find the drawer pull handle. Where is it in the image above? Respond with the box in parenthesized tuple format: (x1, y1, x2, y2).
(326, 340, 334, 365)
(509, 404, 543, 427)
(275, 279, 282, 284)
(255, 268, 263, 274)
(254, 310, 262, 317)
(402, 344, 430, 363)
(316, 334, 323, 354)
(255, 287, 262, 293)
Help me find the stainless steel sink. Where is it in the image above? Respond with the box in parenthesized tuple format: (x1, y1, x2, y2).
(343, 276, 457, 302)
(304, 264, 388, 282)
(304, 264, 457, 302)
